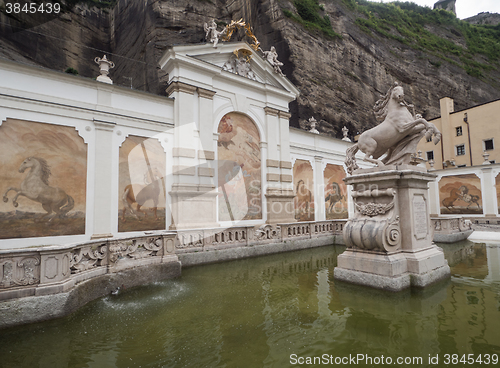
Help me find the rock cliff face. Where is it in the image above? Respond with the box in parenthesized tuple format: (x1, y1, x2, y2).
(1, 0, 499, 139)
(465, 12, 500, 26)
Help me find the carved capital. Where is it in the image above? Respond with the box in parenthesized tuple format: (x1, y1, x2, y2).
(93, 119, 116, 132)
(264, 107, 279, 116)
(197, 87, 216, 99)
(166, 81, 198, 96)
(278, 111, 292, 119)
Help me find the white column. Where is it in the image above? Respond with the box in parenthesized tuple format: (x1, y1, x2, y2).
(314, 156, 325, 221)
(197, 88, 217, 188)
(264, 107, 281, 190)
(91, 120, 115, 238)
(481, 167, 497, 217)
(428, 177, 440, 217)
(165, 81, 218, 229)
(278, 111, 293, 193)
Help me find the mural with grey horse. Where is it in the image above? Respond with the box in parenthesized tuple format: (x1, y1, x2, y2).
(0, 118, 86, 238)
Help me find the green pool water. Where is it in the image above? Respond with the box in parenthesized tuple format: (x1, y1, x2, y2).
(1, 241, 499, 368)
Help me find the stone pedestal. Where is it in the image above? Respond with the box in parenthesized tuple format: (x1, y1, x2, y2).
(169, 184, 219, 229)
(265, 188, 296, 224)
(334, 165, 450, 291)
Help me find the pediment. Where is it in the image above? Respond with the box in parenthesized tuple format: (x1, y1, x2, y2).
(160, 42, 299, 96)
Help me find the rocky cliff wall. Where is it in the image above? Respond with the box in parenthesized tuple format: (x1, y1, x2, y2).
(1, 0, 499, 139)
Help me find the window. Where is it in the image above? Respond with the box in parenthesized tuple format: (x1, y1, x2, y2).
(484, 139, 494, 151)
(456, 126, 463, 136)
(426, 151, 434, 161)
(426, 135, 432, 143)
(456, 144, 465, 156)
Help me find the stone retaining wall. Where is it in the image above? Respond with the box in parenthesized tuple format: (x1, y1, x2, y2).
(0, 220, 346, 329)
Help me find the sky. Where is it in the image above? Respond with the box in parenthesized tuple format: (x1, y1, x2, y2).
(366, 0, 500, 19)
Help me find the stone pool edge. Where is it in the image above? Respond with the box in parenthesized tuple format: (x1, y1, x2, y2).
(0, 261, 181, 330)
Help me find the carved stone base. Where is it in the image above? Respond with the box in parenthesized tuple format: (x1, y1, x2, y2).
(334, 246, 450, 291)
(335, 166, 450, 291)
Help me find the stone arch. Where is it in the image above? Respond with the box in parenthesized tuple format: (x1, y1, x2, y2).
(213, 105, 266, 144)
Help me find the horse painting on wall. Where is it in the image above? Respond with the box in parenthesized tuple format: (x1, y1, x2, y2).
(217, 113, 262, 221)
(118, 136, 166, 232)
(439, 174, 483, 215)
(324, 164, 348, 219)
(293, 160, 314, 221)
(0, 118, 86, 238)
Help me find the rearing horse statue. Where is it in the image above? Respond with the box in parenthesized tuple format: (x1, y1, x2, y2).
(345, 82, 441, 174)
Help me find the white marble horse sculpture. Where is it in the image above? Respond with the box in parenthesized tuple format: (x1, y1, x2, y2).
(345, 82, 441, 174)
(3, 157, 74, 220)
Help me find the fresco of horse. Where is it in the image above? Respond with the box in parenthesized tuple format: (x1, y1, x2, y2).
(296, 179, 312, 215)
(325, 182, 345, 214)
(293, 159, 315, 221)
(323, 164, 348, 219)
(458, 186, 481, 209)
(439, 174, 483, 215)
(118, 136, 166, 232)
(122, 169, 163, 221)
(441, 186, 462, 210)
(3, 157, 74, 221)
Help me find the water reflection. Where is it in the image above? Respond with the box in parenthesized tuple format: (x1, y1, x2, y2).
(0, 242, 499, 367)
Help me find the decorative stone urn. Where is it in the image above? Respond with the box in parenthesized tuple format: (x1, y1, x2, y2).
(94, 55, 115, 84)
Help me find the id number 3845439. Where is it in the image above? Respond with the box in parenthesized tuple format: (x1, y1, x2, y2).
(5, 2, 61, 14)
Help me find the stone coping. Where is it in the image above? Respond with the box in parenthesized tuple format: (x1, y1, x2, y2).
(346, 166, 437, 184)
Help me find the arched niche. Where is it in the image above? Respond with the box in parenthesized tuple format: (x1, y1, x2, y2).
(0, 118, 87, 238)
(324, 163, 348, 219)
(293, 159, 314, 221)
(118, 135, 167, 232)
(217, 112, 262, 221)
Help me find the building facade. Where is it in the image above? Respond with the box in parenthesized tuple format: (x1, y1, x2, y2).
(418, 97, 500, 170)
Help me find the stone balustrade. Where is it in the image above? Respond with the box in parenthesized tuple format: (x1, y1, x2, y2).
(0, 219, 347, 303)
(0, 233, 178, 302)
(176, 220, 346, 254)
(431, 217, 473, 243)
